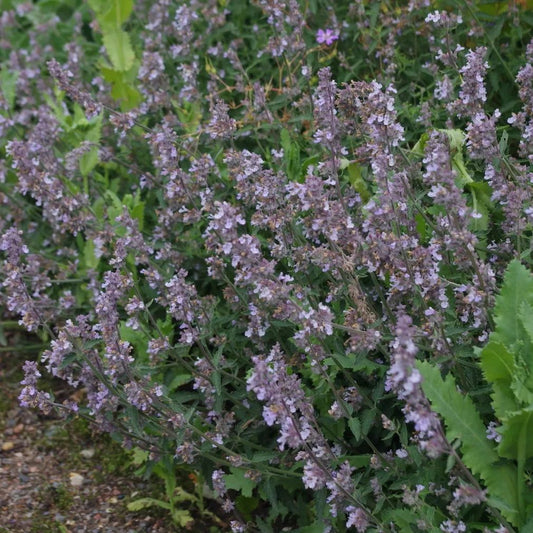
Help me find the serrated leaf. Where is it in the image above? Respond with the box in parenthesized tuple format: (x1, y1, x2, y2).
(492, 260, 533, 350)
(0, 69, 19, 109)
(103, 30, 135, 72)
(171, 509, 194, 527)
(437, 128, 465, 152)
(127, 497, 171, 511)
(171, 487, 197, 504)
(480, 341, 514, 384)
(498, 407, 533, 460)
(417, 361, 498, 474)
(417, 361, 520, 524)
(99, 0, 133, 29)
(480, 340, 519, 419)
(224, 467, 256, 498)
(130, 447, 149, 465)
(517, 302, 533, 388)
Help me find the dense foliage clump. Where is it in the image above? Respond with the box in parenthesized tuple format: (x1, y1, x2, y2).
(2, 0, 533, 531)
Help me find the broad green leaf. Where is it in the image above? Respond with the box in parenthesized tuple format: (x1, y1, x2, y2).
(518, 301, 533, 345)
(480, 341, 519, 420)
(415, 213, 427, 242)
(167, 374, 192, 391)
(348, 417, 361, 440)
(517, 302, 533, 390)
(79, 146, 100, 177)
(99, 0, 133, 29)
(417, 361, 498, 471)
(0, 69, 19, 109)
(492, 260, 533, 350)
(438, 128, 464, 152)
(224, 467, 256, 498)
(83, 239, 100, 270)
(103, 29, 135, 72)
(510, 377, 533, 408)
(87, 0, 108, 13)
(466, 181, 492, 234)
(498, 408, 533, 460)
(480, 341, 514, 384)
(418, 361, 521, 524)
(101, 63, 142, 109)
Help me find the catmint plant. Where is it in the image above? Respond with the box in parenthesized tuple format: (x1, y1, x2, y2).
(2, 0, 533, 531)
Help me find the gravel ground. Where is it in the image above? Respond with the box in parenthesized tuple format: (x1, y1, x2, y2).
(0, 347, 227, 533)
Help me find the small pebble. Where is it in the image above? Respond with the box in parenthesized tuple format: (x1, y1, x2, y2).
(80, 448, 95, 459)
(69, 472, 84, 487)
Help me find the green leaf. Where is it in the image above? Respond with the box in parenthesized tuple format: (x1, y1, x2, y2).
(382, 508, 428, 528)
(130, 447, 149, 465)
(167, 374, 192, 391)
(415, 213, 427, 242)
(0, 69, 19, 109)
(436, 128, 473, 187)
(224, 467, 256, 498)
(348, 417, 361, 440)
(87, 0, 108, 13)
(417, 361, 521, 524)
(100, 63, 142, 110)
(498, 408, 533, 460)
(127, 497, 171, 511)
(346, 161, 371, 202)
(418, 361, 498, 473)
(83, 238, 100, 270)
(466, 181, 492, 235)
(171, 486, 197, 504)
(296, 523, 328, 533)
(280, 129, 300, 182)
(517, 302, 533, 391)
(492, 260, 533, 350)
(411, 132, 429, 156)
(170, 509, 194, 527)
(480, 341, 518, 420)
(480, 341, 514, 383)
(103, 29, 135, 72)
(99, 0, 133, 29)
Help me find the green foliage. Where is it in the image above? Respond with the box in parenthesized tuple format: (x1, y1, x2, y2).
(420, 260, 533, 527)
(88, 0, 140, 108)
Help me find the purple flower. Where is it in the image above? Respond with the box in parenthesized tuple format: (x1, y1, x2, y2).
(316, 28, 338, 46)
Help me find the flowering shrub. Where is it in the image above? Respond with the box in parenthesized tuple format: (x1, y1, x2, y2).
(2, 0, 533, 531)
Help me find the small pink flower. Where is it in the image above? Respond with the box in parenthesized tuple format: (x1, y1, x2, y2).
(316, 28, 338, 46)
